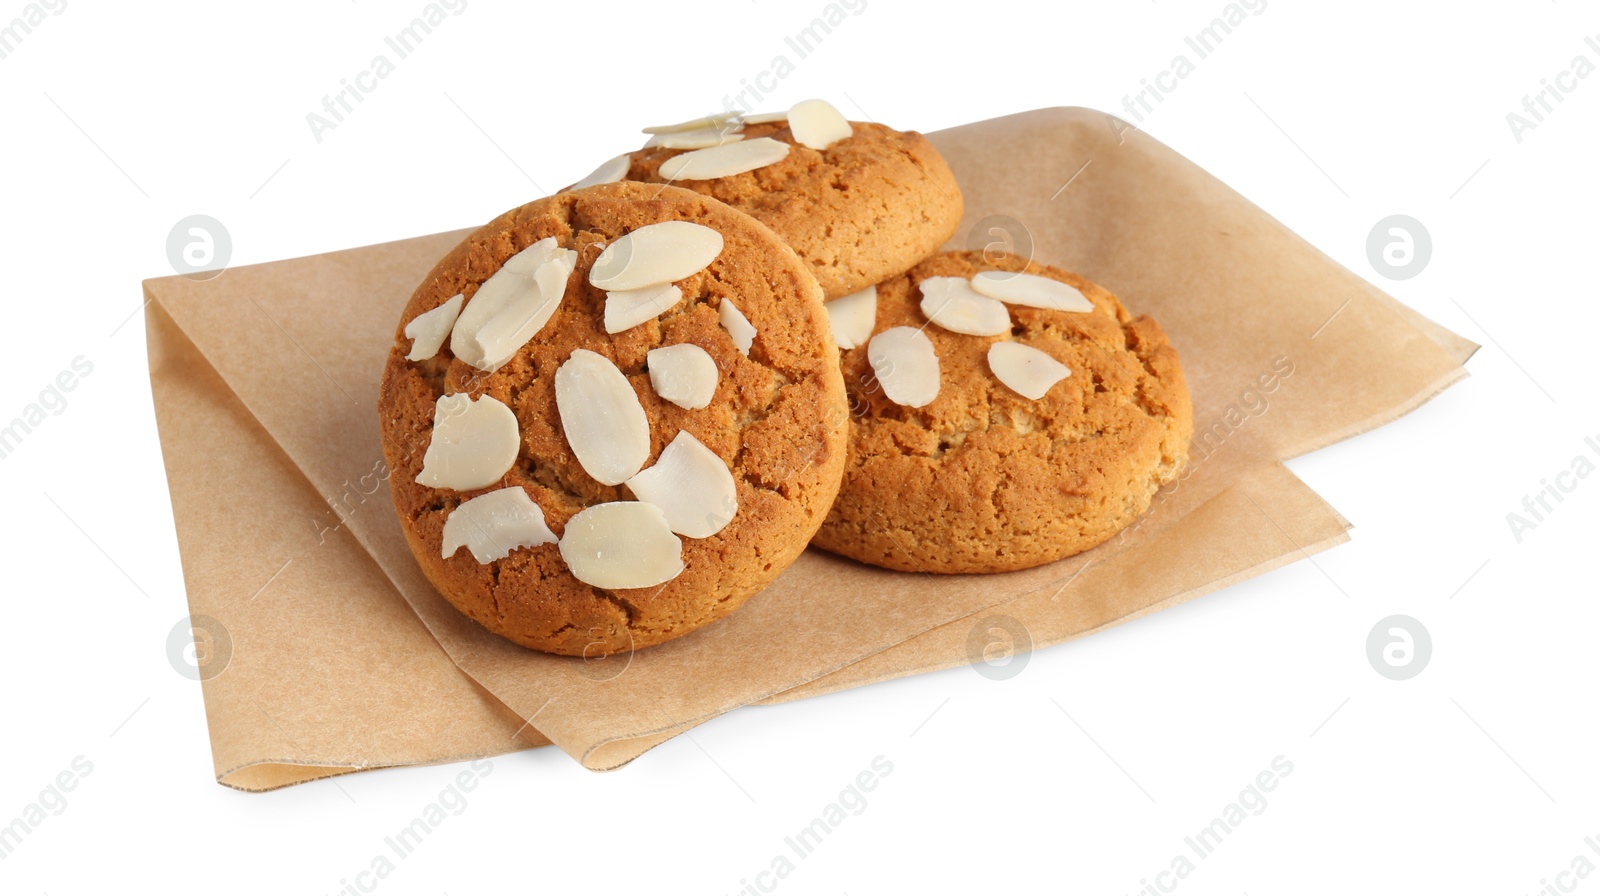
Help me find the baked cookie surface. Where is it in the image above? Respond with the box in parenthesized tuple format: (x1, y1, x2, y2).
(618, 118, 963, 300)
(379, 182, 848, 655)
(811, 250, 1193, 574)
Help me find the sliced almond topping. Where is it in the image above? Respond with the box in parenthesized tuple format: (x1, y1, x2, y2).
(642, 112, 742, 135)
(988, 341, 1072, 400)
(472, 249, 577, 370)
(416, 393, 521, 491)
(572, 153, 632, 190)
(554, 349, 651, 486)
(823, 285, 876, 350)
(534, 249, 575, 299)
(441, 487, 556, 563)
(589, 221, 724, 292)
(787, 99, 852, 150)
(740, 110, 788, 125)
(405, 293, 464, 361)
(868, 326, 940, 408)
(918, 276, 1011, 336)
(970, 270, 1095, 313)
(559, 502, 684, 589)
(449, 238, 567, 369)
(645, 128, 745, 150)
(501, 236, 563, 276)
(647, 343, 718, 409)
(719, 298, 756, 357)
(604, 283, 684, 334)
(452, 277, 537, 369)
(625, 431, 738, 538)
(658, 137, 790, 181)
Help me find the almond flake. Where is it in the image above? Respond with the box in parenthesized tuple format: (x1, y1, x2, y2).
(554, 349, 651, 486)
(719, 298, 756, 356)
(644, 128, 745, 150)
(918, 276, 1011, 336)
(787, 99, 852, 150)
(658, 137, 790, 181)
(572, 153, 632, 190)
(559, 502, 685, 589)
(449, 238, 570, 369)
(502, 236, 564, 275)
(988, 341, 1071, 400)
(740, 110, 788, 125)
(823, 285, 876, 350)
(416, 393, 521, 491)
(970, 270, 1095, 313)
(625, 431, 738, 538)
(441, 487, 556, 563)
(589, 221, 724, 292)
(647, 343, 718, 409)
(405, 293, 464, 361)
(642, 112, 742, 135)
(471, 249, 578, 370)
(868, 326, 940, 408)
(604, 283, 684, 334)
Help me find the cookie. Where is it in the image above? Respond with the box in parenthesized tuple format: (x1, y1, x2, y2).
(810, 250, 1192, 574)
(379, 182, 849, 656)
(584, 102, 963, 300)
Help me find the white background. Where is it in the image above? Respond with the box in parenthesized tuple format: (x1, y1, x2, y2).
(2, 1, 1596, 893)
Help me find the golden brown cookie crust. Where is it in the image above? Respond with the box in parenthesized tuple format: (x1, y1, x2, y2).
(811, 250, 1193, 574)
(379, 183, 849, 656)
(622, 121, 964, 300)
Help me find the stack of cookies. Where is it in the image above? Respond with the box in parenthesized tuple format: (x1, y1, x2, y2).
(378, 100, 1193, 657)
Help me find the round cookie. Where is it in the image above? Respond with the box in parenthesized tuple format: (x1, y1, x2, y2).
(811, 250, 1193, 574)
(615, 116, 963, 300)
(379, 182, 849, 656)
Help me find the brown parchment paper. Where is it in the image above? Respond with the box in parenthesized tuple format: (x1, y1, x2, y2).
(145, 107, 1474, 786)
(148, 303, 546, 791)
